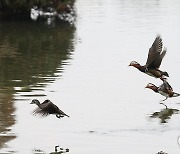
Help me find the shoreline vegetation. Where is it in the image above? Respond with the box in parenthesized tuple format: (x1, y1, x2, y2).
(0, 0, 75, 22)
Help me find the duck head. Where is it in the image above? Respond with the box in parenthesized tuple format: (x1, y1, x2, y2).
(145, 83, 158, 92)
(30, 99, 40, 105)
(129, 61, 141, 68)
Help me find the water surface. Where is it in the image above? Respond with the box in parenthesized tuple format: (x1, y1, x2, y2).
(1, 0, 180, 153)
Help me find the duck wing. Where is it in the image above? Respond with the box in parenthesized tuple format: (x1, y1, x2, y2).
(158, 80, 173, 93)
(52, 104, 70, 117)
(32, 100, 69, 117)
(32, 100, 55, 116)
(40, 101, 58, 114)
(38, 99, 50, 109)
(158, 83, 168, 94)
(163, 80, 173, 91)
(32, 107, 49, 117)
(145, 35, 163, 68)
(41, 101, 69, 117)
(153, 48, 166, 68)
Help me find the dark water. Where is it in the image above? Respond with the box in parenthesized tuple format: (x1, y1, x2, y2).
(1, 0, 180, 153)
(0, 21, 75, 153)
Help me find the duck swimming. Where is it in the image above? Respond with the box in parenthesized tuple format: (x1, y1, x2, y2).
(30, 99, 69, 118)
(145, 80, 180, 101)
(50, 145, 69, 154)
(129, 35, 169, 80)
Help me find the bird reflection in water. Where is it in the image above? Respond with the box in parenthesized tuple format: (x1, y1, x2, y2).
(32, 145, 69, 154)
(33, 148, 46, 154)
(150, 103, 179, 123)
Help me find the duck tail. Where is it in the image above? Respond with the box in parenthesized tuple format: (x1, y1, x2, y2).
(173, 92, 180, 97)
(63, 113, 70, 117)
(56, 113, 70, 118)
(163, 71, 169, 77)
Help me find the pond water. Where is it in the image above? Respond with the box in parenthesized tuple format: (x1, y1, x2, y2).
(1, 0, 180, 153)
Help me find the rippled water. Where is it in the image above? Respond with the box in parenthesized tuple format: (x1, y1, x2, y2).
(1, 0, 180, 153)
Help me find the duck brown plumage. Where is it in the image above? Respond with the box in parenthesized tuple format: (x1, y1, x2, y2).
(145, 80, 180, 101)
(129, 35, 169, 80)
(30, 99, 69, 118)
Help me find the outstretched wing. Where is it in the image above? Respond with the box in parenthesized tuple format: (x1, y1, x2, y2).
(153, 48, 166, 68)
(163, 80, 173, 91)
(31, 100, 54, 116)
(145, 35, 163, 68)
(158, 80, 173, 94)
(32, 107, 49, 117)
(32, 100, 69, 117)
(41, 101, 59, 114)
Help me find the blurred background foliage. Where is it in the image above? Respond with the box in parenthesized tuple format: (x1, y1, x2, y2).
(0, 0, 75, 20)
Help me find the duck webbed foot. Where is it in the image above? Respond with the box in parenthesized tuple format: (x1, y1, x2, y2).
(161, 97, 168, 101)
(56, 114, 64, 118)
(159, 102, 168, 109)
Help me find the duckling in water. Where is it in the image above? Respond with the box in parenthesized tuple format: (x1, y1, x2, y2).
(30, 99, 69, 118)
(50, 145, 69, 154)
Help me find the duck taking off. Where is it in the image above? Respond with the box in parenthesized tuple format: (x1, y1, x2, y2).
(145, 80, 180, 101)
(30, 99, 69, 118)
(129, 35, 169, 80)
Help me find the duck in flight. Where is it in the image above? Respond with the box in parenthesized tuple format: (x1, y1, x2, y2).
(145, 80, 180, 101)
(129, 35, 169, 80)
(30, 99, 69, 118)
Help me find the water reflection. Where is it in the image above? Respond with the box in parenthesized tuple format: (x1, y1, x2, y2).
(33, 148, 46, 154)
(156, 151, 168, 154)
(0, 89, 16, 149)
(0, 21, 75, 149)
(150, 103, 179, 123)
(0, 21, 75, 97)
(32, 145, 69, 154)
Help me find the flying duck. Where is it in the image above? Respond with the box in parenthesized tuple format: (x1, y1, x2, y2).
(129, 35, 169, 80)
(30, 99, 69, 118)
(145, 80, 180, 101)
